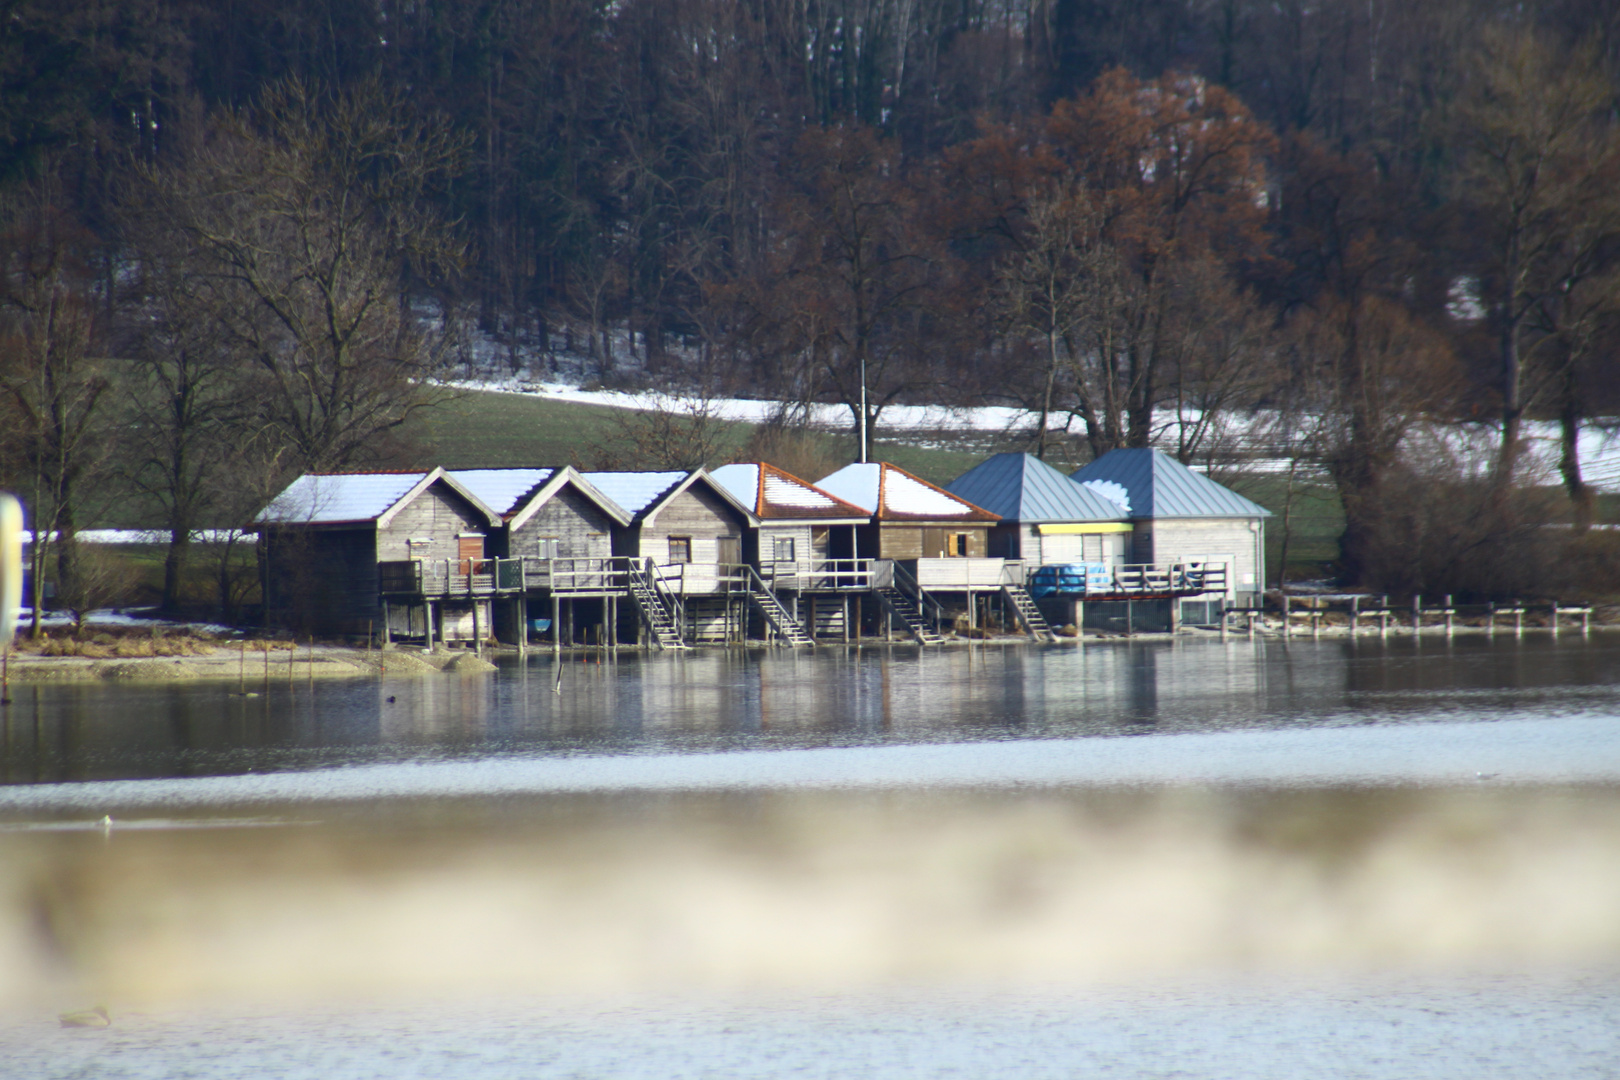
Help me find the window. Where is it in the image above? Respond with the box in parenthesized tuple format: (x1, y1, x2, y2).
(535, 537, 560, 559)
(773, 536, 796, 563)
(668, 536, 692, 563)
(947, 533, 969, 557)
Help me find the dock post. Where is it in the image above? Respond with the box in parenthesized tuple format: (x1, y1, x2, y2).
(1487, 601, 1495, 638)
(381, 599, 391, 645)
(1412, 594, 1422, 635)
(1220, 606, 1228, 641)
(426, 601, 436, 650)
(1350, 596, 1359, 636)
(516, 599, 527, 656)
(1444, 595, 1453, 638)
(1515, 607, 1523, 637)
(1247, 607, 1256, 639)
(842, 595, 850, 644)
(1551, 602, 1559, 638)
(1583, 609, 1591, 636)
(1281, 594, 1290, 638)
(552, 595, 561, 653)
(472, 601, 482, 656)
(1311, 602, 1320, 639)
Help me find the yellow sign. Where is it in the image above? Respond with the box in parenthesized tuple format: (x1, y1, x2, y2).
(1037, 522, 1132, 535)
(0, 494, 19, 646)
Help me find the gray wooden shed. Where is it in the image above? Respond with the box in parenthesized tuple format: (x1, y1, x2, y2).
(256, 467, 502, 638)
(1071, 449, 1271, 609)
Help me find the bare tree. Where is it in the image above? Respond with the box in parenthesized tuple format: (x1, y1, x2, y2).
(1453, 28, 1620, 487)
(145, 78, 470, 475)
(0, 186, 115, 637)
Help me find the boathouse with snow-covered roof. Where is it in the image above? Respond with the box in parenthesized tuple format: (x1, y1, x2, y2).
(255, 467, 502, 639)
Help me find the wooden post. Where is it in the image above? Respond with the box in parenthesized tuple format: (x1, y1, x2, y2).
(1487, 601, 1495, 638)
(1412, 594, 1422, 635)
(425, 601, 436, 650)
(552, 595, 560, 653)
(1583, 609, 1591, 636)
(842, 595, 850, 643)
(1350, 596, 1359, 636)
(381, 599, 391, 645)
(1444, 595, 1453, 638)
(472, 602, 482, 656)
(1515, 608, 1523, 637)
(1220, 606, 1228, 642)
(1551, 602, 1560, 637)
(1282, 594, 1290, 638)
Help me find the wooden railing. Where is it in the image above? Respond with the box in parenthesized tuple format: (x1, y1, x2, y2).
(1028, 562, 1228, 599)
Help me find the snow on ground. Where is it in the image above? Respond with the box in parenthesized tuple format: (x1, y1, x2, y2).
(449, 367, 1620, 493)
(18, 608, 237, 635)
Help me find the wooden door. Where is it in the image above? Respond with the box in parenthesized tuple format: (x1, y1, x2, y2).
(718, 535, 741, 565)
(458, 535, 484, 575)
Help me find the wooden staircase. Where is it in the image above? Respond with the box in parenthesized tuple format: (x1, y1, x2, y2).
(1001, 584, 1057, 642)
(875, 586, 946, 646)
(748, 589, 815, 647)
(626, 565, 688, 650)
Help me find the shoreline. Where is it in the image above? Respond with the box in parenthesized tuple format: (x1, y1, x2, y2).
(1, 621, 1614, 684)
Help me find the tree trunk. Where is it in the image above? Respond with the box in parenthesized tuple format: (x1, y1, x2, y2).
(1559, 402, 1593, 532)
(162, 529, 192, 613)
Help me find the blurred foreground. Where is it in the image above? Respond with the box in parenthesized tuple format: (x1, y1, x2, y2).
(2, 784, 1617, 1011)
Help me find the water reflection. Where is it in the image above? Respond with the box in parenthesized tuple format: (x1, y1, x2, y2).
(2, 636, 1618, 785)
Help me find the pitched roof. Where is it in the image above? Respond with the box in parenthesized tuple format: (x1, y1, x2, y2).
(1070, 448, 1272, 519)
(255, 468, 501, 528)
(581, 469, 757, 525)
(711, 462, 870, 521)
(817, 462, 999, 522)
(450, 467, 632, 529)
(946, 453, 1130, 523)
(580, 471, 691, 518)
(449, 469, 557, 517)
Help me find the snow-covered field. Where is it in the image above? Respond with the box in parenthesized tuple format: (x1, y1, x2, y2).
(449, 369, 1620, 492)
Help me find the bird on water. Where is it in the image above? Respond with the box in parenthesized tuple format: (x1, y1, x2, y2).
(58, 1006, 110, 1028)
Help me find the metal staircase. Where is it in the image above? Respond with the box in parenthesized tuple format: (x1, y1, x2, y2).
(626, 562, 688, 650)
(876, 587, 946, 645)
(1001, 584, 1057, 642)
(743, 568, 814, 647)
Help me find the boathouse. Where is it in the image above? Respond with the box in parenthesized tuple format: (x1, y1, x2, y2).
(710, 462, 870, 586)
(945, 453, 1132, 564)
(448, 467, 631, 645)
(582, 469, 760, 643)
(1071, 448, 1270, 622)
(257, 468, 502, 639)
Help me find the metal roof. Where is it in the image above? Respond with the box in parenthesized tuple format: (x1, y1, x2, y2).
(1070, 449, 1272, 519)
(817, 462, 998, 522)
(711, 463, 869, 521)
(947, 453, 1129, 523)
(449, 469, 557, 517)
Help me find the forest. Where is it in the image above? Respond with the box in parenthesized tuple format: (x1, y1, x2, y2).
(3, 0, 1620, 617)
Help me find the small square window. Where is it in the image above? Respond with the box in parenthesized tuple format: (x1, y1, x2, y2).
(773, 537, 796, 563)
(668, 536, 692, 564)
(947, 533, 969, 557)
(536, 537, 560, 559)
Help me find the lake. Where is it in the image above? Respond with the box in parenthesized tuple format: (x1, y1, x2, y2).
(1, 635, 1618, 1077)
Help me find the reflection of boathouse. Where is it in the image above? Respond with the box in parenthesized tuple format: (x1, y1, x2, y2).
(255, 450, 1271, 647)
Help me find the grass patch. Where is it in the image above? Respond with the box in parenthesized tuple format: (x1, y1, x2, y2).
(17, 627, 221, 658)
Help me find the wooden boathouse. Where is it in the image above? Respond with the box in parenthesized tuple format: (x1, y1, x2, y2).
(257, 468, 504, 639)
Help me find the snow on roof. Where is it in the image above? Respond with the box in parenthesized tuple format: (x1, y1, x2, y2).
(712, 463, 869, 520)
(256, 472, 428, 525)
(946, 453, 1129, 522)
(581, 471, 690, 518)
(1071, 449, 1271, 519)
(1080, 480, 1131, 515)
(448, 469, 556, 517)
(816, 463, 881, 512)
(710, 464, 759, 506)
(818, 462, 997, 522)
